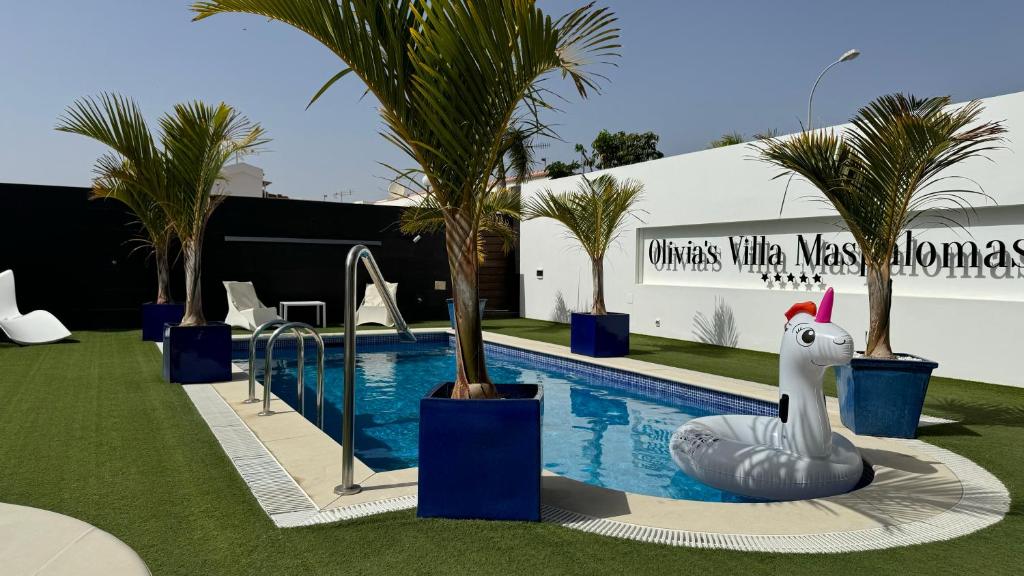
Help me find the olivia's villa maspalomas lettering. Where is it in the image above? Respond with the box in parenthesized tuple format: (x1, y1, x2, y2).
(646, 231, 1024, 285)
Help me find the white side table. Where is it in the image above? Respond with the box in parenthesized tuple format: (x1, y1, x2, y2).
(278, 300, 327, 328)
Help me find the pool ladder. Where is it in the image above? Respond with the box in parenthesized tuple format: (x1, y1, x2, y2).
(246, 320, 327, 428)
(244, 245, 416, 498)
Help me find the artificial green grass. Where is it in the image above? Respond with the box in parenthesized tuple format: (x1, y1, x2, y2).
(0, 322, 1020, 575)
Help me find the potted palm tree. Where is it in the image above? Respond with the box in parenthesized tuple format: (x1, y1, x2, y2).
(192, 0, 619, 520)
(57, 94, 183, 341)
(156, 101, 266, 384)
(524, 174, 644, 357)
(757, 94, 1005, 438)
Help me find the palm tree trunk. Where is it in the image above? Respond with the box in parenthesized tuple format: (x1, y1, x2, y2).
(591, 257, 607, 315)
(155, 243, 172, 305)
(180, 234, 206, 326)
(445, 211, 495, 399)
(865, 263, 893, 358)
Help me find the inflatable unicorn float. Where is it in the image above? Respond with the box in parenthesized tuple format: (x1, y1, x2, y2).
(669, 288, 864, 501)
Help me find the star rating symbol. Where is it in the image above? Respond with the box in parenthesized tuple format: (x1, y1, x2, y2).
(786, 272, 795, 282)
(813, 273, 822, 284)
(761, 272, 770, 282)
(799, 272, 808, 283)
(773, 273, 782, 282)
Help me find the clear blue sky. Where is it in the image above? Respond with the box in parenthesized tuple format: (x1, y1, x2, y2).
(2, 1, 1022, 202)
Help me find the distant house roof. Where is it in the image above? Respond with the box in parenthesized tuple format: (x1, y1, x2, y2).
(218, 162, 273, 198)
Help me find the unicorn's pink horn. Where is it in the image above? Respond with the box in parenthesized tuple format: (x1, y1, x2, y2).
(815, 287, 835, 323)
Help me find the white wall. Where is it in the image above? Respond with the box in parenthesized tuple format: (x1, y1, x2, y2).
(521, 91, 1024, 387)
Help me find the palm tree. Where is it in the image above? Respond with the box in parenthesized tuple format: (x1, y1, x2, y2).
(756, 94, 1005, 358)
(523, 174, 643, 315)
(56, 94, 176, 305)
(191, 0, 620, 399)
(709, 132, 745, 148)
(156, 101, 267, 326)
(752, 129, 779, 141)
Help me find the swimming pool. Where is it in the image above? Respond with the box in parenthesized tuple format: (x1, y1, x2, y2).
(235, 332, 775, 502)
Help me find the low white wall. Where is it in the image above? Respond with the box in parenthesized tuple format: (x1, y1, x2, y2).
(521, 91, 1024, 387)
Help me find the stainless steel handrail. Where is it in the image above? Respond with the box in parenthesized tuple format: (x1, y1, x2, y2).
(256, 323, 303, 412)
(245, 320, 289, 404)
(335, 244, 416, 497)
(256, 322, 326, 428)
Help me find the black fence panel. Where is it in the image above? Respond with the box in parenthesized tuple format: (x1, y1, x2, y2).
(0, 183, 476, 329)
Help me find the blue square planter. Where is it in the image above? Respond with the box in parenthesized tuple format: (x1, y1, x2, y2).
(835, 354, 938, 438)
(445, 298, 487, 330)
(142, 303, 184, 342)
(162, 322, 232, 384)
(570, 312, 629, 357)
(418, 382, 542, 521)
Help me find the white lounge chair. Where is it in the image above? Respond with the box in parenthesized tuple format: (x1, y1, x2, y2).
(223, 281, 281, 331)
(0, 270, 72, 345)
(355, 282, 398, 327)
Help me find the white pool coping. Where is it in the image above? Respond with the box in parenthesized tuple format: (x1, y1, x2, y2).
(173, 330, 1009, 553)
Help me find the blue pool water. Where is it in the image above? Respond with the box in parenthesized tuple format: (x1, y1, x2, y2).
(239, 336, 762, 502)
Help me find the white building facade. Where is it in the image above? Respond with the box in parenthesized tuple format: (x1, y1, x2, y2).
(218, 162, 269, 198)
(520, 90, 1024, 387)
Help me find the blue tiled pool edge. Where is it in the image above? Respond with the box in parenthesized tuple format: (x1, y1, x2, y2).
(234, 330, 449, 355)
(475, 335, 776, 418)
(233, 330, 776, 419)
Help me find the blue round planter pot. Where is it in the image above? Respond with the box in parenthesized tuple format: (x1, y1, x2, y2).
(418, 382, 542, 521)
(142, 302, 184, 342)
(570, 312, 629, 357)
(161, 322, 232, 384)
(445, 298, 487, 330)
(834, 354, 938, 439)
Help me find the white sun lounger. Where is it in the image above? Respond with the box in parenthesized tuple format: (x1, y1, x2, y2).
(0, 270, 72, 345)
(355, 282, 398, 327)
(223, 281, 281, 331)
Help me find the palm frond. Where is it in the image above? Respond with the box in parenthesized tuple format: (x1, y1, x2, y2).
(523, 174, 643, 263)
(402, 186, 521, 263)
(192, 0, 618, 218)
(755, 93, 1005, 268)
(157, 101, 267, 243)
(56, 93, 172, 250)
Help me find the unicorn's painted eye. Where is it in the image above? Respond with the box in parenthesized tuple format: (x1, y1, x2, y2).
(799, 329, 816, 346)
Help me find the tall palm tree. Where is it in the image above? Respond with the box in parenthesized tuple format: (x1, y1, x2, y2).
(191, 0, 620, 399)
(157, 101, 267, 326)
(523, 174, 644, 315)
(757, 94, 1005, 358)
(56, 94, 176, 305)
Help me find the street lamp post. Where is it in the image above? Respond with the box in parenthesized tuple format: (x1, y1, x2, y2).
(780, 49, 860, 216)
(807, 49, 860, 130)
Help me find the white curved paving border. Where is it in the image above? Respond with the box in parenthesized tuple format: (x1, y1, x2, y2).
(0, 503, 150, 576)
(184, 378, 1010, 553)
(541, 439, 1009, 553)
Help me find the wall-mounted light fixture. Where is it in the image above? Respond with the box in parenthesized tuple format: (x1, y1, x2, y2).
(536, 268, 544, 279)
